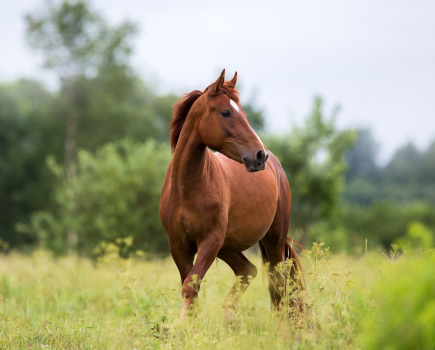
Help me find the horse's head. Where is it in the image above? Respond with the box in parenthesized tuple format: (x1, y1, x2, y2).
(195, 70, 268, 172)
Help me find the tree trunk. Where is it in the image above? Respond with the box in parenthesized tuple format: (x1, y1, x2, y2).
(64, 81, 78, 246)
(65, 83, 77, 182)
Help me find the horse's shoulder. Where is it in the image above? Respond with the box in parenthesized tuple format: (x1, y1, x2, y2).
(161, 161, 172, 190)
(213, 151, 238, 164)
(211, 151, 233, 169)
(265, 151, 284, 173)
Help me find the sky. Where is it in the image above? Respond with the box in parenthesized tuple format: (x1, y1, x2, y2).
(1, 0, 434, 163)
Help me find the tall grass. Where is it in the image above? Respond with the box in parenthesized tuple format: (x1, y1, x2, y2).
(0, 243, 433, 349)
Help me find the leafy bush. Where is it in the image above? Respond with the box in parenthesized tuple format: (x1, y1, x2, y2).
(0, 79, 62, 248)
(309, 222, 352, 253)
(314, 201, 435, 253)
(264, 96, 356, 243)
(352, 201, 435, 250)
(394, 221, 434, 251)
(363, 254, 435, 349)
(19, 139, 171, 255)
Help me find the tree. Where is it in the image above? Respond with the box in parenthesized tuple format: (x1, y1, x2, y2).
(345, 128, 380, 182)
(264, 96, 356, 243)
(0, 79, 62, 247)
(343, 135, 435, 205)
(244, 103, 265, 132)
(384, 143, 421, 185)
(18, 140, 172, 255)
(420, 141, 435, 184)
(341, 128, 382, 205)
(26, 0, 137, 245)
(25, 0, 137, 182)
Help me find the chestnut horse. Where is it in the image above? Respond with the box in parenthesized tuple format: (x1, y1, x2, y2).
(160, 70, 304, 319)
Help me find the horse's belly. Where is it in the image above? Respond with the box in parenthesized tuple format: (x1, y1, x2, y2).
(221, 166, 278, 252)
(222, 217, 275, 252)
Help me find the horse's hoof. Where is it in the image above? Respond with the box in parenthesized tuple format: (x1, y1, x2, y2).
(223, 308, 236, 323)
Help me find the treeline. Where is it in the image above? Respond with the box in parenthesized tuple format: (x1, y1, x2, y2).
(344, 129, 435, 204)
(321, 129, 435, 252)
(0, 0, 434, 256)
(0, 0, 273, 254)
(0, 76, 175, 251)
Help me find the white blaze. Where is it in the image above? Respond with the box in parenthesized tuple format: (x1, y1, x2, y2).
(250, 124, 267, 155)
(230, 99, 267, 157)
(230, 99, 240, 112)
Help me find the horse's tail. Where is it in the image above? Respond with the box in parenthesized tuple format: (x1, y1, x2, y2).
(285, 237, 306, 291)
(258, 240, 269, 287)
(258, 239, 268, 267)
(258, 237, 306, 291)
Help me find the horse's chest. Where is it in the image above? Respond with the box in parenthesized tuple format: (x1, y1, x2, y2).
(168, 194, 224, 241)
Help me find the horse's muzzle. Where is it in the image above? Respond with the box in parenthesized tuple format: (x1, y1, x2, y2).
(243, 152, 267, 173)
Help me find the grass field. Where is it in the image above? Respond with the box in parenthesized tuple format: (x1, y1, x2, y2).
(0, 242, 433, 349)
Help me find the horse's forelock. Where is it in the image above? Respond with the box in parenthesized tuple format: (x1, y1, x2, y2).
(222, 82, 240, 106)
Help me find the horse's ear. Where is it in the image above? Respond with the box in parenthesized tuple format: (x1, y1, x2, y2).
(227, 71, 237, 88)
(210, 69, 225, 94)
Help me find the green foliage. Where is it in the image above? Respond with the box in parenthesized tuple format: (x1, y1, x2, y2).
(19, 140, 171, 255)
(1, 0, 176, 249)
(94, 236, 148, 262)
(26, 0, 140, 181)
(363, 255, 435, 350)
(25, 0, 136, 78)
(71, 74, 177, 150)
(243, 102, 265, 132)
(345, 128, 380, 183)
(384, 143, 421, 184)
(420, 141, 435, 183)
(344, 130, 435, 205)
(265, 96, 356, 241)
(309, 222, 352, 253)
(394, 221, 434, 251)
(0, 80, 61, 247)
(0, 77, 176, 250)
(312, 201, 435, 253)
(340, 201, 435, 251)
(2, 1, 434, 258)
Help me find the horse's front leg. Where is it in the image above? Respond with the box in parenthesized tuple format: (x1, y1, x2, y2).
(169, 239, 195, 285)
(180, 234, 223, 319)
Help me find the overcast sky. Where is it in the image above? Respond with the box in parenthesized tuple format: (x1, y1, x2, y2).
(1, 0, 434, 163)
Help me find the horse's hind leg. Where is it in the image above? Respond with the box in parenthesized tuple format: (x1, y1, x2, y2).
(261, 237, 304, 310)
(260, 178, 304, 310)
(260, 237, 287, 308)
(218, 252, 257, 322)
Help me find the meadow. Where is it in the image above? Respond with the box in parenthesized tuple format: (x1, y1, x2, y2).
(0, 241, 433, 350)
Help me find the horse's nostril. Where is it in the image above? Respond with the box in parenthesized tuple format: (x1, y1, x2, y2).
(256, 150, 265, 164)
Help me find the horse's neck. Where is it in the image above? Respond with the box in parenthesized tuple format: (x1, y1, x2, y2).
(171, 120, 210, 198)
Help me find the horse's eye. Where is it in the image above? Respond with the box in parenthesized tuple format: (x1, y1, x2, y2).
(221, 110, 231, 117)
